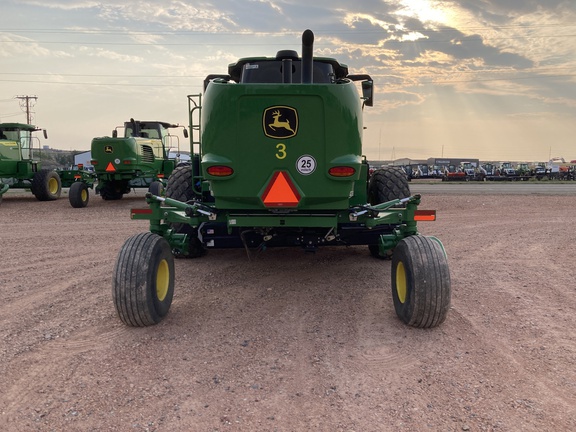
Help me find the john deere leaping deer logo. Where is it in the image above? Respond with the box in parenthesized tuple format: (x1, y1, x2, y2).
(263, 106, 298, 139)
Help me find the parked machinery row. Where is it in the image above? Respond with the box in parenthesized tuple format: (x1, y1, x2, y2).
(388, 161, 576, 182)
(0, 120, 188, 207)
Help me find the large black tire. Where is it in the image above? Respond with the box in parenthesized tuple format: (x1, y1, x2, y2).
(148, 181, 164, 197)
(112, 232, 175, 327)
(391, 235, 451, 328)
(166, 164, 195, 206)
(99, 181, 126, 200)
(165, 165, 205, 257)
(69, 181, 89, 208)
(31, 169, 62, 201)
(367, 166, 410, 258)
(368, 166, 410, 205)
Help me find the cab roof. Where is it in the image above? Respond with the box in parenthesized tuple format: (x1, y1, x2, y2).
(0, 123, 41, 131)
(228, 55, 349, 83)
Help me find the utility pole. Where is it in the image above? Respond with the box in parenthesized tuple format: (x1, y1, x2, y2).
(15, 95, 38, 124)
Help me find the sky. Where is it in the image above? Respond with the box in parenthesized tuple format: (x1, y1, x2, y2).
(1, 0, 575, 162)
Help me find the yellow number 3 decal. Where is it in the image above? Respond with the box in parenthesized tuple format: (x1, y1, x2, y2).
(275, 143, 287, 159)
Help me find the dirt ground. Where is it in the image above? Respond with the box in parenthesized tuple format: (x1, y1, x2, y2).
(1, 186, 575, 432)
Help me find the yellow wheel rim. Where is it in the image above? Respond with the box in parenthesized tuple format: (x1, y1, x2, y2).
(48, 178, 59, 194)
(81, 189, 88, 202)
(156, 259, 169, 301)
(396, 261, 407, 304)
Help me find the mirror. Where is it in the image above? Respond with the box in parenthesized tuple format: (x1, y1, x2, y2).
(362, 80, 373, 107)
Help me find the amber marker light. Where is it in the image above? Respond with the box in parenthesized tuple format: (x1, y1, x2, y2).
(414, 210, 436, 221)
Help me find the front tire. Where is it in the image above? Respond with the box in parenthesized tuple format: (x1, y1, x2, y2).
(31, 169, 62, 201)
(69, 182, 89, 208)
(112, 232, 175, 326)
(148, 181, 164, 197)
(391, 235, 451, 328)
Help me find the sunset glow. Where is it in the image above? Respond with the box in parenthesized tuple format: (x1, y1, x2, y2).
(1, 1, 575, 161)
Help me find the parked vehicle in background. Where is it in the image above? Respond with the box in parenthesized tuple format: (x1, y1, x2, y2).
(442, 164, 466, 181)
(0, 122, 61, 205)
(67, 119, 188, 207)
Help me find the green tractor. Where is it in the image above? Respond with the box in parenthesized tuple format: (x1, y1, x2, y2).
(57, 164, 97, 208)
(113, 30, 451, 328)
(0, 123, 61, 204)
(69, 119, 188, 207)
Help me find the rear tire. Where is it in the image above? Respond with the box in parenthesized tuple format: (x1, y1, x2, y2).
(100, 181, 125, 200)
(69, 182, 89, 208)
(112, 232, 175, 327)
(31, 169, 62, 201)
(166, 165, 205, 257)
(368, 166, 410, 258)
(368, 166, 410, 204)
(391, 235, 451, 328)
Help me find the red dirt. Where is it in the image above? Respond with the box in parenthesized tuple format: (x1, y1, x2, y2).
(1, 189, 575, 431)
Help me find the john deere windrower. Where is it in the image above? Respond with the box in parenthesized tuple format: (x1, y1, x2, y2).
(113, 30, 451, 328)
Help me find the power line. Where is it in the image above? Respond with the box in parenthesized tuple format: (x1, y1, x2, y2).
(0, 112, 24, 118)
(4, 23, 576, 35)
(0, 71, 574, 88)
(0, 79, 195, 87)
(2, 65, 574, 80)
(3, 32, 576, 47)
(0, 72, 204, 78)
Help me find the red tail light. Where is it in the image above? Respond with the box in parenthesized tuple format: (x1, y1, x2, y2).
(329, 166, 356, 177)
(207, 165, 234, 176)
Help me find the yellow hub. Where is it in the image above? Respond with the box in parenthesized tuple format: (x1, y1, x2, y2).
(48, 177, 58, 194)
(81, 189, 88, 202)
(156, 259, 170, 301)
(396, 261, 407, 304)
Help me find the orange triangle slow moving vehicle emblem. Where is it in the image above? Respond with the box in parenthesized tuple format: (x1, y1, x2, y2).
(261, 171, 300, 207)
(105, 162, 116, 172)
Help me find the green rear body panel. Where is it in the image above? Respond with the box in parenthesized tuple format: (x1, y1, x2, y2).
(91, 136, 174, 181)
(201, 81, 364, 210)
(129, 35, 424, 255)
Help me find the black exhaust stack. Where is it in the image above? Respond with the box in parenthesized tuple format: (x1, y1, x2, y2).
(301, 29, 314, 83)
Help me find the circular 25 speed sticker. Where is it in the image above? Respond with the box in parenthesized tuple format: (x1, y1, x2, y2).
(296, 154, 316, 175)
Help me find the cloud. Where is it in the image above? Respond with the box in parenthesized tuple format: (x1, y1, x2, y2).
(0, 33, 71, 59)
(456, 0, 576, 19)
(3, 0, 576, 160)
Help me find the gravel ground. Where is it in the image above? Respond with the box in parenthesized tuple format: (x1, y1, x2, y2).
(1, 187, 575, 431)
